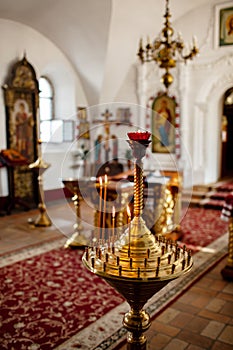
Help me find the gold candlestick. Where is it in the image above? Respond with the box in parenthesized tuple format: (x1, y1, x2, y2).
(83, 131, 193, 349)
(62, 179, 89, 248)
(28, 139, 52, 227)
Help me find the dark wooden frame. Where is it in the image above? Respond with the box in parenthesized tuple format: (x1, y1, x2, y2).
(2, 55, 40, 211)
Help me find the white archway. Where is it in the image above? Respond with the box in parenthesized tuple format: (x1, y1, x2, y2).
(194, 54, 233, 184)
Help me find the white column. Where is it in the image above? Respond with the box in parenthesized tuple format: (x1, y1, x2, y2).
(192, 103, 206, 184)
(136, 63, 147, 128)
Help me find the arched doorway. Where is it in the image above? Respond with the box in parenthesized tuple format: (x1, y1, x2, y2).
(221, 87, 233, 178)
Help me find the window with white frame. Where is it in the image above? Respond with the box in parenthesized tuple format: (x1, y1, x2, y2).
(39, 76, 74, 143)
(39, 76, 54, 121)
(39, 76, 56, 142)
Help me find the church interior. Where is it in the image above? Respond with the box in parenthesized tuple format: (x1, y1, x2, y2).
(0, 0, 233, 349)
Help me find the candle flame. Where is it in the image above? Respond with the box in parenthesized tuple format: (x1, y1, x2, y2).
(127, 205, 131, 218)
(112, 206, 116, 218)
(99, 176, 103, 186)
(104, 174, 108, 184)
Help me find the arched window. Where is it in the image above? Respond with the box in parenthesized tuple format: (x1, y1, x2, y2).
(38, 76, 74, 143)
(39, 76, 54, 121)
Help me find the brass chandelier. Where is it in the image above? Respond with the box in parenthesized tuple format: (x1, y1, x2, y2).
(137, 0, 199, 90)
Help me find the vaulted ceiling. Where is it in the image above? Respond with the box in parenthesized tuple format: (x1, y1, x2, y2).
(0, 0, 220, 104)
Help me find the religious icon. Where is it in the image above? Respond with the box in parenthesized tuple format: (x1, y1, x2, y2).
(94, 135, 103, 164)
(216, 3, 233, 46)
(151, 94, 176, 153)
(14, 100, 34, 158)
(77, 107, 90, 139)
(116, 107, 131, 123)
(111, 135, 118, 159)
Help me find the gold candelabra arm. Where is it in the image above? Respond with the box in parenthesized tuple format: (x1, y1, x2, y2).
(182, 45, 199, 62)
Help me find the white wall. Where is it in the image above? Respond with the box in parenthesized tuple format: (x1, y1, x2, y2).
(0, 19, 87, 194)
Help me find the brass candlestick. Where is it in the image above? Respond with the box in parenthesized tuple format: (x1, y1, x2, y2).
(28, 140, 52, 227)
(83, 131, 193, 349)
(62, 179, 89, 248)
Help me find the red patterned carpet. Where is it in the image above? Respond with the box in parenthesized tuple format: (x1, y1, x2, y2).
(0, 248, 124, 349)
(180, 208, 228, 250)
(0, 207, 229, 349)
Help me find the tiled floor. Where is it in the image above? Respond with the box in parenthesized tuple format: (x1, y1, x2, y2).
(116, 257, 233, 350)
(0, 200, 233, 350)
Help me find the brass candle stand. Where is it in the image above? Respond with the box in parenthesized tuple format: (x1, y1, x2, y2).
(28, 140, 52, 227)
(62, 179, 89, 248)
(83, 131, 193, 349)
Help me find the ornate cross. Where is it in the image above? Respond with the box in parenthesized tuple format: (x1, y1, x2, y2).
(94, 109, 117, 162)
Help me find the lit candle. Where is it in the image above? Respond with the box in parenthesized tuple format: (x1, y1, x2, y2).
(102, 174, 108, 241)
(98, 177, 103, 241)
(112, 206, 115, 241)
(127, 205, 131, 254)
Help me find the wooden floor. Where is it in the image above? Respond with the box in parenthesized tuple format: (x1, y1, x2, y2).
(0, 200, 233, 350)
(0, 199, 94, 256)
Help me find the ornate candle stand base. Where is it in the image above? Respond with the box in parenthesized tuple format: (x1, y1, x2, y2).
(63, 179, 89, 248)
(32, 202, 52, 227)
(83, 131, 193, 349)
(28, 143, 52, 227)
(221, 217, 233, 282)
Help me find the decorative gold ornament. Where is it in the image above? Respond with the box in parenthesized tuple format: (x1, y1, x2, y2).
(137, 0, 199, 90)
(28, 140, 52, 227)
(83, 131, 193, 349)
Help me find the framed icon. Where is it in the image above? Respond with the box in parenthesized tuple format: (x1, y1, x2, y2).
(215, 2, 233, 47)
(151, 93, 177, 154)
